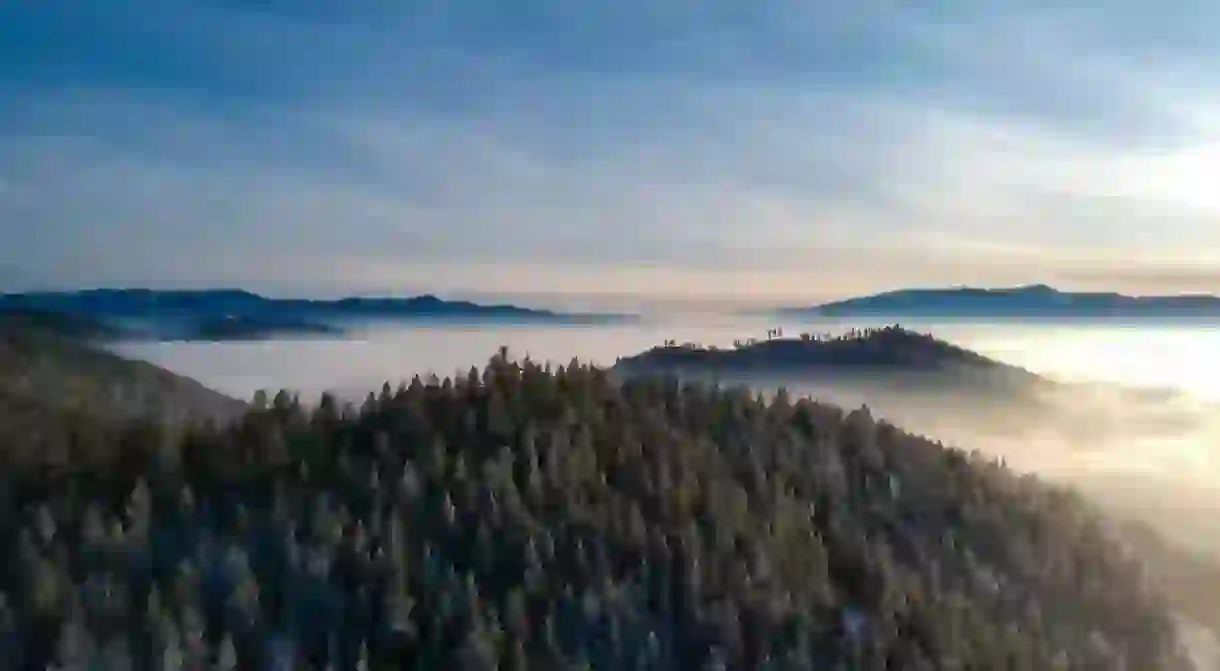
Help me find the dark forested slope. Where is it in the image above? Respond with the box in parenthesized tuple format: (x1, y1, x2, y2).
(0, 308, 124, 341)
(0, 350, 1193, 669)
(0, 320, 245, 466)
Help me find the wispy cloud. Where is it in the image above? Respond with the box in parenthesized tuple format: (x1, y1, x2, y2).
(4, 1, 1220, 302)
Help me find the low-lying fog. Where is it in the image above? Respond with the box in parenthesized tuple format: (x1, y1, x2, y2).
(114, 315, 1220, 664)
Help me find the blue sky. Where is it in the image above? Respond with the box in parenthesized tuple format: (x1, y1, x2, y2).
(4, 1, 1220, 306)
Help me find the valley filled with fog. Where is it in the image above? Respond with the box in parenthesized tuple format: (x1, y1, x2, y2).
(115, 315, 1220, 544)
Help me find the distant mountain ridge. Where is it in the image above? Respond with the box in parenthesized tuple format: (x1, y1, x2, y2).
(0, 307, 125, 340)
(781, 284, 1220, 318)
(0, 288, 628, 341)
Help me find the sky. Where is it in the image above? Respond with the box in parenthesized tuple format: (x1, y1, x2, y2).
(4, 1, 1220, 308)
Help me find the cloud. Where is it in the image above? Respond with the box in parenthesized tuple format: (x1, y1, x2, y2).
(4, 1, 1220, 302)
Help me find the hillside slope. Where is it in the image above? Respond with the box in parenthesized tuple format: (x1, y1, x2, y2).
(0, 319, 245, 466)
(0, 350, 1193, 669)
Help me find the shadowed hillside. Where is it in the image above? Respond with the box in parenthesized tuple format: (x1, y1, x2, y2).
(0, 308, 124, 341)
(0, 318, 245, 466)
(0, 349, 1196, 669)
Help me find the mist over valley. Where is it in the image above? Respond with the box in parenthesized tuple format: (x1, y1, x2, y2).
(115, 314, 1220, 536)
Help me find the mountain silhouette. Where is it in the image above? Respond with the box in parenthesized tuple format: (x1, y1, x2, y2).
(780, 284, 1220, 318)
(0, 289, 626, 340)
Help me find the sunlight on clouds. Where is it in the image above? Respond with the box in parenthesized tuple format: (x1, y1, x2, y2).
(8, 89, 1220, 301)
(1113, 140, 1220, 214)
(6, 1, 1220, 300)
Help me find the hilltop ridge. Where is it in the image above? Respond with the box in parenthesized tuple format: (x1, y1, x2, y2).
(615, 325, 1042, 390)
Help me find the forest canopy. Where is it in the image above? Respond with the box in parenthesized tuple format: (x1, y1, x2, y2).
(0, 348, 1195, 669)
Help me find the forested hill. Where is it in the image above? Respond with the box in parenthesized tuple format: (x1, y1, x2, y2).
(615, 326, 1044, 390)
(0, 349, 1193, 669)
